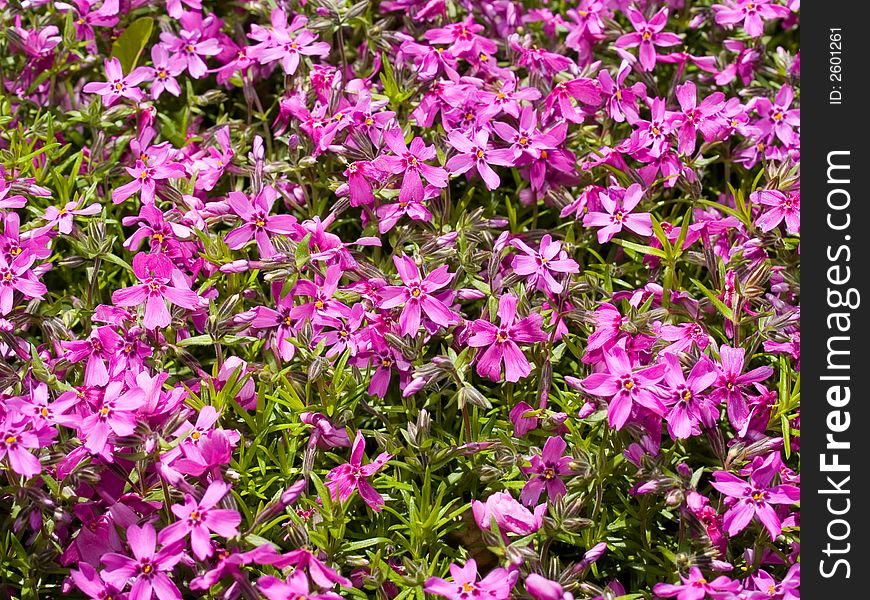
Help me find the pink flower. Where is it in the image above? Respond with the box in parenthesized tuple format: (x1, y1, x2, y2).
(0, 413, 41, 477)
(43, 201, 101, 234)
(660, 354, 718, 440)
(674, 81, 726, 155)
(511, 235, 579, 295)
(83, 57, 150, 106)
(751, 189, 799, 235)
(111, 253, 202, 330)
(445, 129, 515, 190)
(112, 159, 186, 205)
(224, 186, 298, 258)
(378, 255, 459, 336)
(80, 380, 145, 456)
(709, 345, 774, 430)
(250, 9, 330, 75)
(520, 436, 573, 505)
(579, 346, 667, 430)
(101, 523, 184, 600)
(713, 0, 790, 38)
(615, 8, 682, 72)
(159, 26, 221, 79)
(144, 45, 185, 99)
(325, 431, 393, 511)
(653, 567, 742, 600)
(710, 470, 799, 539)
(598, 61, 646, 124)
(525, 574, 571, 600)
(471, 491, 546, 537)
(259, 570, 342, 600)
(425, 559, 518, 600)
(373, 128, 449, 204)
(467, 293, 547, 383)
(158, 480, 242, 560)
(0, 251, 48, 315)
(583, 184, 653, 243)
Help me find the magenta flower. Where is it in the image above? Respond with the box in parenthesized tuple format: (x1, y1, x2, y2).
(660, 354, 718, 440)
(70, 563, 123, 600)
(579, 346, 667, 430)
(158, 480, 242, 560)
(0, 413, 41, 477)
(112, 159, 186, 205)
(520, 436, 573, 506)
(83, 57, 150, 106)
(43, 201, 100, 234)
(583, 184, 653, 243)
(144, 45, 185, 100)
(525, 574, 571, 600)
(325, 431, 393, 511)
(61, 325, 123, 386)
(511, 235, 580, 295)
(471, 491, 546, 537)
(159, 27, 221, 79)
(615, 8, 682, 72)
(598, 61, 647, 124)
(710, 470, 800, 539)
(0, 251, 48, 315)
(752, 189, 799, 235)
(247, 281, 298, 361)
(653, 567, 742, 600)
(225, 186, 298, 258)
(111, 253, 202, 330)
(378, 255, 459, 336)
(709, 345, 774, 430)
(424, 559, 518, 600)
(674, 82, 726, 155)
(101, 523, 184, 600)
(290, 264, 352, 325)
(373, 128, 448, 204)
(713, 0, 790, 38)
(467, 293, 547, 383)
(250, 9, 330, 75)
(81, 380, 145, 456)
(749, 563, 799, 600)
(445, 129, 515, 190)
(628, 97, 679, 158)
(259, 570, 342, 600)
(545, 77, 602, 123)
(754, 85, 800, 145)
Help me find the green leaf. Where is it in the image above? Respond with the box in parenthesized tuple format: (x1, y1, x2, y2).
(610, 238, 668, 259)
(111, 17, 154, 73)
(690, 278, 735, 322)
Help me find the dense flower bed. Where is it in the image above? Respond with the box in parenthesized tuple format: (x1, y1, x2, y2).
(0, 0, 799, 598)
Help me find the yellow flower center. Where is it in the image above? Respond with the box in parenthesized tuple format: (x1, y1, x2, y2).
(411, 288, 422, 298)
(462, 582, 474, 593)
(254, 218, 266, 227)
(5, 436, 16, 445)
(142, 564, 152, 574)
(543, 468, 556, 480)
(314, 299, 324, 310)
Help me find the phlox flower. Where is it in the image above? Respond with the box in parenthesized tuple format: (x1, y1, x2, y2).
(424, 559, 518, 600)
(83, 57, 150, 106)
(112, 159, 186, 205)
(660, 354, 718, 440)
(615, 8, 682, 72)
(373, 128, 449, 204)
(259, 569, 342, 600)
(653, 567, 742, 600)
(710, 470, 800, 539)
(378, 255, 459, 336)
(466, 293, 547, 383)
(674, 82, 726, 155)
(225, 186, 298, 258)
(249, 9, 330, 76)
(325, 431, 393, 511)
(751, 189, 799, 235)
(42, 200, 100, 234)
(582, 184, 653, 243)
(144, 45, 185, 100)
(748, 563, 799, 600)
(520, 436, 573, 506)
(709, 345, 774, 430)
(471, 491, 546, 537)
(80, 380, 145, 456)
(713, 0, 790, 38)
(158, 480, 242, 560)
(598, 61, 646, 124)
(510, 234, 580, 295)
(579, 346, 667, 430)
(111, 253, 202, 330)
(445, 129, 515, 190)
(0, 412, 41, 477)
(0, 251, 48, 315)
(100, 523, 184, 600)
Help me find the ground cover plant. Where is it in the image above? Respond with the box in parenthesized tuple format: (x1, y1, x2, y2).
(0, 0, 799, 598)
